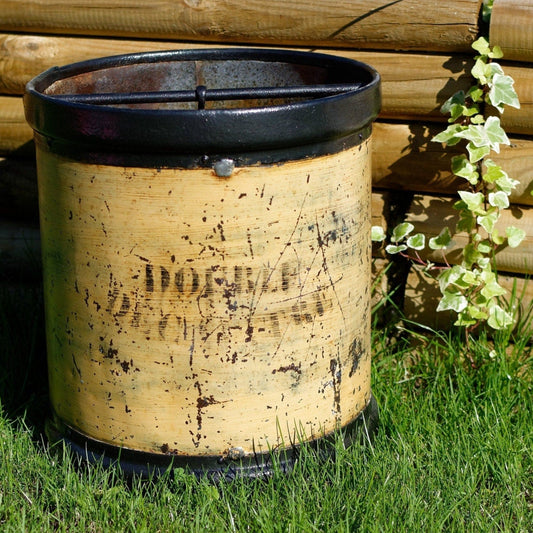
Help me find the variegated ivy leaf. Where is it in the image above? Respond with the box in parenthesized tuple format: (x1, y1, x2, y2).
(458, 191, 484, 213)
(391, 222, 414, 243)
(385, 244, 407, 254)
(495, 175, 520, 194)
(484, 116, 510, 152)
(477, 257, 491, 269)
(477, 209, 500, 233)
(461, 268, 481, 286)
(470, 114, 485, 125)
(480, 271, 507, 299)
(428, 227, 453, 250)
(491, 228, 506, 246)
(471, 57, 490, 84)
(454, 313, 479, 327)
(483, 159, 507, 183)
(489, 45, 504, 60)
(371, 225, 386, 242)
(437, 264, 466, 292)
(454, 123, 488, 147)
(406, 233, 426, 250)
(471, 36, 491, 56)
(489, 73, 520, 112)
(472, 58, 504, 85)
(437, 289, 468, 313)
(456, 206, 477, 233)
(467, 142, 491, 163)
(487, 304, 514, 330)
(431, 124, 467, 146)
(488, 190, 510, 209)
(440, 91, 467, 122)
(467, 85, 485, 103)
(455, 117, 509, 156)
(463, 243, 484, 268)
(451, 155, 479, 184)
(506, 226, 526, 248)
(477, 240, 493, 254)
(466, 305, 489, 321)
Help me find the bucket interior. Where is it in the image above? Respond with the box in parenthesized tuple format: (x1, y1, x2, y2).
(43, 57, 369, 110)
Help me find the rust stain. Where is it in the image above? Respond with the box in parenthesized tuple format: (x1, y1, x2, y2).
(41, 141, 372, 456)
(160, 443, 179, 455)
(272, 362, 302, 375)
(348, 338, 364, 378)
(329, 358, 342, 415)
(315, 217, 345, 322)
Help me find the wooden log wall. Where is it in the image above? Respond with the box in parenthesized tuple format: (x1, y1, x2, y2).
(0, 0, 482, 51)
(0, 0, 531, 328)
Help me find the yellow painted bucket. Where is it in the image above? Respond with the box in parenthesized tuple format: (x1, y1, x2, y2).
(24, 49, 380, 478)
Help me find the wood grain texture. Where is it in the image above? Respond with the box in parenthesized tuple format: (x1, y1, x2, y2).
(372, 256, 533, 330)
(0, 157, 38, 220)
(406, 194, 533, 275)
(3, 32, 532, 133)
(403, 263, 533, 330)
(490, 0, 533, 62)
(0, 0, 482, 52)
(372, 122, 533, 207)
(0, 96, 33, 155)
(498, 62, 533, 135)
(0, 33, 473, 123)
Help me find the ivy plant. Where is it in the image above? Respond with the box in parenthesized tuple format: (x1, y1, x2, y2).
(372, 36, 524, 336)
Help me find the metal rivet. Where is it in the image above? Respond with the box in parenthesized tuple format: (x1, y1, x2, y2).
(227, 446, 245, 460)
(214, 159, 235, 178)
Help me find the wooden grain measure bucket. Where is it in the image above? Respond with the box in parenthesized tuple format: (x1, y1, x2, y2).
(24, 48, 381, 478)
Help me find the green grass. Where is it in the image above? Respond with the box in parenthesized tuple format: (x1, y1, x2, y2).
(0, 286, 531, 532)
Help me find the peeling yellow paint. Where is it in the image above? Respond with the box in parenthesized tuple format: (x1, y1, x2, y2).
(37, 139, 372, 457)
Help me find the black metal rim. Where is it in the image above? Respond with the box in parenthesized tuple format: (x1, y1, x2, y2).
(24, 48, 380, 166)
(46, 394, 379, 481)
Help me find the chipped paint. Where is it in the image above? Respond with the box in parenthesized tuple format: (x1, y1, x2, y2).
(38, 141, 372, 457)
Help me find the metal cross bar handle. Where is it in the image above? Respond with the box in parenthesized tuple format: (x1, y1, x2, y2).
(53, 83, 363, 107)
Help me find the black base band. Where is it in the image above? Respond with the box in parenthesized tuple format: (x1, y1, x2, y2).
(46, 394, 378, 481)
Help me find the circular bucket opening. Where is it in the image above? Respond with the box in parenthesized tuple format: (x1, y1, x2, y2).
(24, 48, 380, 166)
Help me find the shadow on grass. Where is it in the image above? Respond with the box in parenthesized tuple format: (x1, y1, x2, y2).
(0, 270, 49, 438)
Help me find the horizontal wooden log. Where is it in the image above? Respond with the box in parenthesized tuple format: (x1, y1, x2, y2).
(405, 193, 533, 275)
(0, 96, 33, 155)
(490, 0, 533, 63)
(498, 63, 533, 135)
(0, 157, 38, 220)
(0, 0, 482, 52)
(0, 33, 473, 123)
(0, 218, 41, 280)
(372, 256, 533, 331)
(403, 262, 533, 331)
(3, 32, 533, 133)
(372, 122, 533, 207)
(2, 119, 532, 224)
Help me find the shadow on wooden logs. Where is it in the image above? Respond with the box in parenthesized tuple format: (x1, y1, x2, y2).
(373, 257, 533, 335)
(0, 149, 39, 222)
(404, 263, 533, 333)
